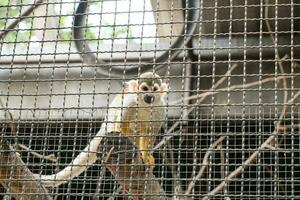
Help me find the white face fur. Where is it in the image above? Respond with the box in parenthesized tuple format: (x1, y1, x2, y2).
(125, 78, 168, 106)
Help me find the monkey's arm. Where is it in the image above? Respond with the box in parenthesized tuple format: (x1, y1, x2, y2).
(139, 122, 164, 171)
(139, 135, 155, 171)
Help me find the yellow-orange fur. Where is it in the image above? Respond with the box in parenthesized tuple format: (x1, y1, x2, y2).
(106, 76, 167, 171)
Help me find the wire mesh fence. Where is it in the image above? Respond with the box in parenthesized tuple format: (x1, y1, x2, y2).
(0, 0, 300, 199)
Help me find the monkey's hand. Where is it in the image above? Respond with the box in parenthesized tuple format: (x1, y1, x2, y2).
(139, 137, 155, 172)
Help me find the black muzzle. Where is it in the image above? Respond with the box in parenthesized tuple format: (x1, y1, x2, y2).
(144, 94, 155, 104)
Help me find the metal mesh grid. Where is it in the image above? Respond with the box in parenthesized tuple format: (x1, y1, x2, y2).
(0, 0, 300, 199)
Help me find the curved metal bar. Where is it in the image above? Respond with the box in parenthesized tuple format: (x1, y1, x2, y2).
(73, 0, 200, 77)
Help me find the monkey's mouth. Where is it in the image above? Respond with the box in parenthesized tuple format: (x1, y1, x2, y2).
(144, 94, 155, 104)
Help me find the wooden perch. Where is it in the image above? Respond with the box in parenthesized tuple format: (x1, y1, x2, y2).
(99, 132, 169, 200)
(0, 139, 52, 200)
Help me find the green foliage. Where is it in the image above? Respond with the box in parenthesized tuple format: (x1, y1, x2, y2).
(0, 0, 33, 43)
(58, 30, 72, 42)
(58, 16, 71, 42)
(0, 0, 134, 44)
(0, 19, 4, 28)
(58, 16, 98, 43)
(85, 28, 97, 41)
(104, 24, 133, 40)
(58, 15, 66, 25)
(0, 0, 9, 6)
(4, 32, 18, 43)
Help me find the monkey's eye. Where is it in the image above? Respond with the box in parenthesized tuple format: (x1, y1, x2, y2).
(140, 85, 149, 92)
(153, 85, 159, 92)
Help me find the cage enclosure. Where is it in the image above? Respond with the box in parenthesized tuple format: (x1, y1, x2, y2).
(0, 0, 299, 200)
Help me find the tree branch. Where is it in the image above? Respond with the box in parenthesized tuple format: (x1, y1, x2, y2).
(185, 136, 225, 195)
(17, 144, 57, 163)
(154, 75, 291, 151)
(100, 132, 169, 200)
(0, 140, 52, 200)
(200, 90, 300, 200)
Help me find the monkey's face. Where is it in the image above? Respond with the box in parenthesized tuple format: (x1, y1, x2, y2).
(137, 80, 168, 106)
(125, 73, 168, 106)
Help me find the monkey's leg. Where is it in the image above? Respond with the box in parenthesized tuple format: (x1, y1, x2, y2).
(139, 136, 155, 172)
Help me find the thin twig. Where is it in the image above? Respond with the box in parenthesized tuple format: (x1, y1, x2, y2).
(171, 74, 291, 105)
(218, 144, 227, 195)
(264, 0, 289, 166)
(199, 10, 293, 196)
(154, 75, 291, 151)
(106, 186, 123, 200)
(17, 144, 58, 163)
(1, 98, 58, 162)
(185, 136, 225, 195)
(93, 147, 115, 200)
(155, 64, 238, 151)
(294, 61, 300, 69)
(0, 141, 53, 200)
(263, 143, 290, 153)
(0, 0, 44, 39)
(0, 100, 52, 200)
(264, 0, 289, 129)
(264, 165, 286, 192)
(0, 99, 17, 142)
(200, 90, 300, 200)
(264, 0, 290, 150)
(278, 123, 300, 131)
(171, 64, 238, 105)
(165, 140, 180, 194)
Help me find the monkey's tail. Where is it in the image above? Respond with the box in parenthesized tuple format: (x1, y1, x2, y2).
(35, 125, 106, 187)
(35, 93, 136, 187)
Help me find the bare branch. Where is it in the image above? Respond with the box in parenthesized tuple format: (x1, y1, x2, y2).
(106, 186, 123, 200)
(200, 89, 300, 200)
(164, 140, 181, 194)
(278, 123, 300, 131)
(0, 99, 52, 200)
(263, 144, 290, 153)
(171, 74, 291, 106)
(17, 144, 58, 163)
(185, 136, 225, 195)
(155, 64, 238, 151)
(1, 98, 57, 162)
(0, 140, 52, 200)
(199, 11, 293, 196)
(155, 75, 292, 151)
(218, 144, 226, 195)
(171, 64, 238, 105)
(93, 147, 114, 200)
(102, 132, 169, 200)
(294, 61, 300, 69)
(0, 99, 17, 143)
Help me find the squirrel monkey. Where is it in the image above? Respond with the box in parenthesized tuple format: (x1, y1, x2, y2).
(37, 72, 168, 187)
(113, 72, 168, 171)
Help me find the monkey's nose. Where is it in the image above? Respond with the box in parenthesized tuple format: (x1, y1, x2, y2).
(144, 94, 155, 104)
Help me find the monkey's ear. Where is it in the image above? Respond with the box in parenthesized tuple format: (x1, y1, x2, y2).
(125, 80, 139, 92)
(160, 83, 169, 93)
